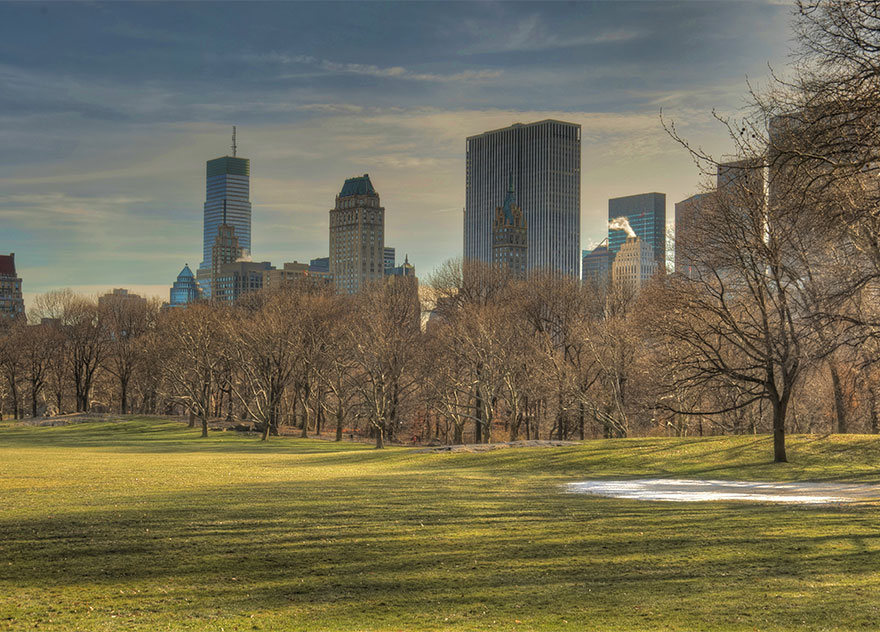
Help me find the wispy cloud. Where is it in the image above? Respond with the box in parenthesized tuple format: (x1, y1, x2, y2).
(242, 53, 502, 83)
(460, 14, 643, 55)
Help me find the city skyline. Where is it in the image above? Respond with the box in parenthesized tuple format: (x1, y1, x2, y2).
(0, 1, 791, 304)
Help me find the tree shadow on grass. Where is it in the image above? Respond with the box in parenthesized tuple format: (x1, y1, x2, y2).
(3, 474, 880, 630)
(0, 418, 398, 456)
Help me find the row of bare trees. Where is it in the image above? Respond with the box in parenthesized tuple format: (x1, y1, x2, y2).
(3, 246, 878, 455)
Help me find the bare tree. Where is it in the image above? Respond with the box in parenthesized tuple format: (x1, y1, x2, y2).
(160, 303, 227, 437)
(347, 278, 421, 448)
(101, 295, 158, 414)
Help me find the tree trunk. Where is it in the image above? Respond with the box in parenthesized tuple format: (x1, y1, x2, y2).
(120, 377, 128, 415)
(375, 424, 385, 449)
(579, 403, 585, 440)
(453, 423, 463, 445)
(771, 393, 788, 463)
(335, 407, 344, 442)
(201, 414, 209, 438)
(300, 406, 309, 438)
(188, 409, 195, 428)
(870, 386, 880, 435)
(474, 391, 483, 444)
(829, 363, 847, 434)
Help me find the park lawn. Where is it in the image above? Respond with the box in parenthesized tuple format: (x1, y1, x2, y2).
(1, 419, 880, 631)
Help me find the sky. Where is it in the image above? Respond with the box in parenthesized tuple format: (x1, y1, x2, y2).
(0, 0, 794, 304)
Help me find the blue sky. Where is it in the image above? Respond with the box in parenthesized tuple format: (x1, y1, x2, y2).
(0, 1, 793, 302)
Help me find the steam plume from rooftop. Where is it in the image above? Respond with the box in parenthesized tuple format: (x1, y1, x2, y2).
(608, 217, 637, 239)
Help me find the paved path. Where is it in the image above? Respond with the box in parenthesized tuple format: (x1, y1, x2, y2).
(566, 479, 880, 504)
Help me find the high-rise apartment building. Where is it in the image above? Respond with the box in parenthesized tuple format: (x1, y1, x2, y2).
(329, 174, 385, 294)
(465, 120, 581, 277)
(0, 253, 24, 324)
(384, 247, 395, 274)
(214, 261, 274, 304)
(199, 135, 251, 292)
(492, 175, 527, 279)
(608, 193, 666, 270)
(674, 193, 712, 279)
(582, 243, 611, 286)
(612, 236, 657, 295)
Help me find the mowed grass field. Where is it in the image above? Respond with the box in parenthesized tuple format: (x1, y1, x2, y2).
(2, 419, 880, 631)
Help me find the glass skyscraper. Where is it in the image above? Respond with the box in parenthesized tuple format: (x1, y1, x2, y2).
(607, 192, 666, 270)
(199, 155, 252, 278)
(465, 120, 581, 277)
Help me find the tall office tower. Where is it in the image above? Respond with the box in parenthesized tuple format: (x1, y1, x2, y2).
(607, 193, 666, 271)
(0, 253, 24, 325)
(583, 243, 611, 286)
(492, 174, 527, 279)
(329, 174, 385, 294)
(168, 264, 202, 308)
(199, 130, 251, 291)
(465, 120, 581, 277)
(383, 247, 396, 273)
(612, 236, 657, 295)
(674, 193, 713, 279)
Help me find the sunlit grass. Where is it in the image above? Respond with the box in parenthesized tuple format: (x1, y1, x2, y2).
(1, 418, 879, 630)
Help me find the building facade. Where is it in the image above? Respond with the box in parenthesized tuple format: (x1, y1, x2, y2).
(199, 152, 252, 288)
(98, 288, 147, 308)
(0, 253, 24, 324)
(582, 243, 611, 286)
(329, 174, 385, 294)
(612, 236, 658, 295)
(465, 120, 581, 277)
(674, 193, 713, 279)
(383, 247, 395, 273)
(168, 264, 202, 307)
(386, 254, 416, 278)
(213, 261, 274, 304)
(263, 261, 333, 290)
(492, 174, 527, 279)
(607, 193, 666, 270)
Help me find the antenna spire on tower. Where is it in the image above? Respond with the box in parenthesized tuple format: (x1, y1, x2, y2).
(232, 126, 237, 157)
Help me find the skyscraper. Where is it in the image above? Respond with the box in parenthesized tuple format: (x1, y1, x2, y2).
(465, 120, 581, 277)
(329, 174, 385, 294)
(607, 192, 666, 270)
(199, 130, 251, 288)
(0, 253, 24, 325)
(583, 243, 611, 286)
(674, 193, 712, 279)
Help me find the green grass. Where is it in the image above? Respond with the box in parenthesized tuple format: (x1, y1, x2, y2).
(2, 418, 880, 631)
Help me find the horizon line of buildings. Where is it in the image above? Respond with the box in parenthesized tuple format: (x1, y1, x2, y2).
(2, 119, 737, 321)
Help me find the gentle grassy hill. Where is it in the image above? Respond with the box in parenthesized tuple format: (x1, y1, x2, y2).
(1, 418, 880, 631)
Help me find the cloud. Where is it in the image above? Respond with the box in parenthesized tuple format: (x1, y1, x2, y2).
(242, 53, 502, 83)
(460, 13, 643, 55)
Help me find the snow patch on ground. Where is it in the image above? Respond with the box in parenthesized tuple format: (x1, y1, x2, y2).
(566, 479, 880, 504)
